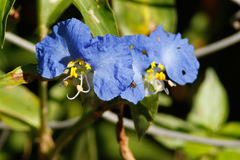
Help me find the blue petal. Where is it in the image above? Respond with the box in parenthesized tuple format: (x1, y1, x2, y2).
(149, 25, 200, 85)
(82, 35, 134, 101)
(120, 66, 145, 104)
(120, 35, 154, 73)
(36, 18, 92, 79)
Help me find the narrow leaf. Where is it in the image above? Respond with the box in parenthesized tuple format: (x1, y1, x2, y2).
(0, 0, 16, 48)
(0, 85, 40, 130)
(187, 68, 229, 131)
(130, 95, 159, 139)
(71, 0, 118, 36)
(0, 64, 40, 88)
(38, 0, 71, 28)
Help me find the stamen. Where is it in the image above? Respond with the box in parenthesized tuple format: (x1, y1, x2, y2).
(146, 68, 154, 73)
(81, 75, 90, 93)
(67, 91, 81, 100)
(168, 80, 176, 87)
(62, 81, 68, 87)
(70, 67, 78, 78)
(150, 62, 156, 69)
(158, 63, 164, 70)
(155, 72, 166, 81)
(59, 76, 71, 87)
(85, 64, 91, 70)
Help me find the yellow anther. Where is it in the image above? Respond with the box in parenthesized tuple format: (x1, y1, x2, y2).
(147, 68, 154, 73)
(130, 44, 133, 50)
(70, 67, 78, 78)
(69, 61, 76, 66)
(150, 62, 156, 69)
(85, 64, 91, 70)
(155, 72, 166, 81)
(158, 63, 164, 70)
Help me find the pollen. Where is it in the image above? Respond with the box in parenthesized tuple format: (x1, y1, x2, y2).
(70, 67, 78, 78)
(158, 63, 164, 70)
(155, 72, 166, 81)
(150, 62, 156, 69)
(85, 64, 91, 70)
(146, 68, 153, 73)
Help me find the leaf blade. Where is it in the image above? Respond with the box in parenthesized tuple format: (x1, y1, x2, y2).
(71, 0, 118, 36)
(0, 0, 16, 48)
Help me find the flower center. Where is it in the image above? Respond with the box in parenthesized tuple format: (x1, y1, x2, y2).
(59, 59, 91, 100)
(145, 62, 176, 95)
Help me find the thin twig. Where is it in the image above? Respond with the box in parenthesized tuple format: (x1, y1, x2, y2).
(5, 32, 36, 53)
(195, 31, 240, 58)
(116, 104, 135, 160)
(104, 111, 240, 147)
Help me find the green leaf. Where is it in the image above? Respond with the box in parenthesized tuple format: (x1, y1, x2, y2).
(183, 142, 218, 159)
(37, 0, 71, 36)
(0, 85, 40, 130)
(130, 95, 159, 139)
(0, 0, 16, 48)
(218, 122, 240, 138)
(187, 68, 229, 131)
(71, 0, 118, 36)
(217, 149, 240, 160)
(112, 0, 177, 35)
(0, 64, 40, 88)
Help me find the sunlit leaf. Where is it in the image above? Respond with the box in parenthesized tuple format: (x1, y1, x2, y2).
(217, 149, 240, 160)
(0, 85, 40, 130)
(0, 64, 40, 88)
(183, 142, 218, 159)
(71, 0, 118, 36)
(218, 122, 240, 138)
(0, 0, 16, 48)
(187, 68, 229, 131)
(112, 0, 176, 35)
(37, 0, 71, 36)
(131, 95, 159, 139)
(0, 114, 30, 131)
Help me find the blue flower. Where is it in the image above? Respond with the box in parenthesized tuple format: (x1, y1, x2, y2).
(36, 18, 134, 101)
(120, 25, 199, 104)
(149, 25, 200, 85)
(120, 35, 154, 104)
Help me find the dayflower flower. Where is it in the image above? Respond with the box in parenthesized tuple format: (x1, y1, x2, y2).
(120, 25, 199, 104)
(120, 35, 155, 104)
(36, 18, 134, 101)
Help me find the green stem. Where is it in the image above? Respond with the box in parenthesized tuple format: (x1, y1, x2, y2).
(38, 81, 54, 160)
